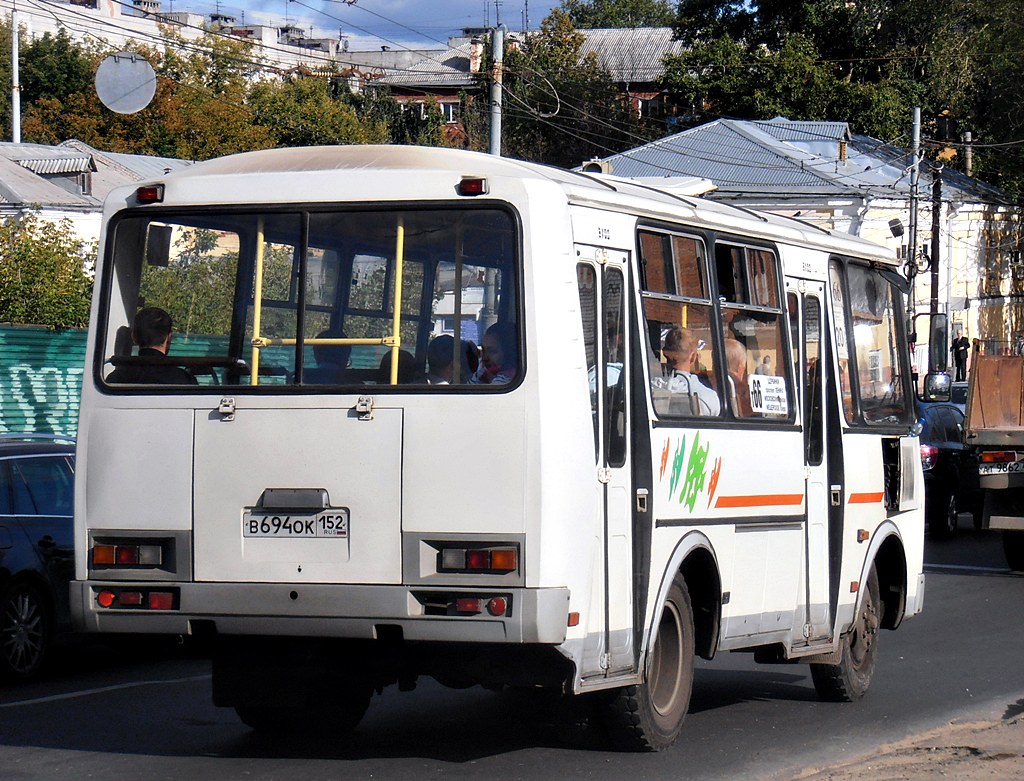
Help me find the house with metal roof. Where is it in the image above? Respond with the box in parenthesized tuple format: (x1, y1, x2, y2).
(0, 140, 191, 247)
(587, 118, 1022, 355)
(358, 27, 687, 139)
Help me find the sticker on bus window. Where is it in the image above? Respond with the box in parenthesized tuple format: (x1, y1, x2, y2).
(749, 375, 788, 415)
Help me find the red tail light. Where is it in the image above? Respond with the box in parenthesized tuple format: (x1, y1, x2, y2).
(920, 444, 938, 471)
(980, 451, 1017, 464)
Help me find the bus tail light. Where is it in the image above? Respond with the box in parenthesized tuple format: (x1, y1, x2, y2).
(135, 184, 164, 203)
(455, 598, 482, 614)
(457, 176, 488, 196)
(148, 592, 175, 610)
(438, 545, 518, 574)
(92, 542, 164, 567)
(93, 587, 179, 610)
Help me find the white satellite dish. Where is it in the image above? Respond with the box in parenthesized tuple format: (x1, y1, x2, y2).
(95, 52, 157, 114)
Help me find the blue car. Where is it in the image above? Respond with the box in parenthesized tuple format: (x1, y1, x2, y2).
(0, 435, 76, 680)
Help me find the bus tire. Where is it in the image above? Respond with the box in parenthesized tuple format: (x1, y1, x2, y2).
(810, 567, 880, 702)
(1004, 531, 1024, 571)
(235, 683, 373, 736)
(601, 574, 694, 751)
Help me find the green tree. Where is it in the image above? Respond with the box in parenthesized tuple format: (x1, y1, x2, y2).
(559, 0, 677, 27)
(250, 75, 388, 147)
(496, 10, 655, 167)
(0, 213, 93, 328)
(21, 30, 96, 105)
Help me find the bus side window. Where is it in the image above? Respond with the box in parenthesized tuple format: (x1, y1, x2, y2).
(638, 230, 721, 418)
(715, 244, 790, 420)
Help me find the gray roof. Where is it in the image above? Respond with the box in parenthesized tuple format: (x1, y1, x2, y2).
(376, 41, 478, 89)
(578, 27, 686, 83)
(594, 118, 1010, 204)
(366, 26, 684, 91)
(0, 140, 190, 210)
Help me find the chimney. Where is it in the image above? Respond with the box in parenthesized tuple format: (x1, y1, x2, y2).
(469, 38, 483, 74)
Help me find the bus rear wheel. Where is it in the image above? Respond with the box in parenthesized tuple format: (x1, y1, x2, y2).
(810, 567, 880, 702)
(601, 574, 694, 751)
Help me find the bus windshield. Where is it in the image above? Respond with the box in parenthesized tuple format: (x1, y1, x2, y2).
(98, 207, 520, 389)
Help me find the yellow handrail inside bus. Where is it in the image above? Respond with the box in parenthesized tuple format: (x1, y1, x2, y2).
(249, 215, 408, 384)
(250, 217, 266, 386)
(388, 217, 405, 384)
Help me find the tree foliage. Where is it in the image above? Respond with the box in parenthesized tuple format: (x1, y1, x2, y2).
(0, 213, 93, 328)
(495, 10, 657, 167)
(559, 0, 677, 27)
(663, 0, 1024, 195)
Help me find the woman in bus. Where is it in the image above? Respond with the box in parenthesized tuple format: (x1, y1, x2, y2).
(472, 322, 517, 385)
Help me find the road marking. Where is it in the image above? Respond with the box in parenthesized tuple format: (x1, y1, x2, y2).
(0, 673, 211, 708)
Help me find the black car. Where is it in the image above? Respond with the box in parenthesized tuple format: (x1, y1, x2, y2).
(917, 401, 981, 539)
(0, 435, 76, 679)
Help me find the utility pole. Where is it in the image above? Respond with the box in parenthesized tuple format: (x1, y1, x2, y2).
(907, 107, 921, 321)
(11, 1, 20, 144)
(964, 131, 973, 177)
(930, 166, 943, 317)
(489, 25, 504, 157)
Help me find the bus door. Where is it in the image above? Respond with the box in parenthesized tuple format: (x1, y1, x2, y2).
(788, 282, 832, 642)
(576, 246, 635, 677)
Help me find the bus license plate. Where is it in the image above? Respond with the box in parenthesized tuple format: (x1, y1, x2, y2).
(242, 510, 349, 538)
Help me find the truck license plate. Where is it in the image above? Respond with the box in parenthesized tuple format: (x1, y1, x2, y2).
(242, 510, 349, 538)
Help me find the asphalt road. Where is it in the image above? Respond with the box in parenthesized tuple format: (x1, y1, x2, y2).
(1, 525, 1021, 781)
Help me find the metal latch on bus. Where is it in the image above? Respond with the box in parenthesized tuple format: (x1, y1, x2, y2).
(831, 485, 842, 506)
(356, 396, 374, 421)
(636, 488, 649, 513)
(218, 397, 235, 421)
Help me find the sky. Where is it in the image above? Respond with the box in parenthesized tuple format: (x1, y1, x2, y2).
(172, 1, 564, 50)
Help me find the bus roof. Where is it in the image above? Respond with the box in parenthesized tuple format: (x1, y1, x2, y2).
(127, 145, 897, 265)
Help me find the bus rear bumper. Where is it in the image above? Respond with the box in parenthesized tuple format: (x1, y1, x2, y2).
(70, 580, 571, 644)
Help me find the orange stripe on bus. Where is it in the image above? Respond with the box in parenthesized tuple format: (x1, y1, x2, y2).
(714, 494, 804, 509)
(848, 491, 884, 504)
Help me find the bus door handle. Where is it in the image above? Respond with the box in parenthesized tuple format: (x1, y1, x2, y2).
(831, 485, 842, 506)
(636, 489, 649, 513)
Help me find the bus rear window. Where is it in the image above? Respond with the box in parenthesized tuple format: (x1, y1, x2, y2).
(99, 208, 520, 390)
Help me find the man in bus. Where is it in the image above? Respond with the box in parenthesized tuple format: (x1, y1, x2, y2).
(106, 307, 197, 385)
(656, 325, 720, 415)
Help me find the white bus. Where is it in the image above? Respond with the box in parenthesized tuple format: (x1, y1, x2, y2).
(72, 146, 925, 750)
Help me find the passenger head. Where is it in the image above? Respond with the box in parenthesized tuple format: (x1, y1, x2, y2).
(132, 307, 174, 352)
(481, 322, 517, 373)
(313, 329, 351, 369)
(378, 349, 416, 384)
(724, 338, 747, 377)
(428, 335, 479, 382)
(662, 326, 698, 370)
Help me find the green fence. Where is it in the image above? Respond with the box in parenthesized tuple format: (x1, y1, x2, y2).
(0, 324, 88, 437)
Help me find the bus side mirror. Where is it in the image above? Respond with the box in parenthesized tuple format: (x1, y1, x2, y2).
(145, 224, 172, 268)
(928, 313, 948, 373)
(923, 371, 951, 402)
